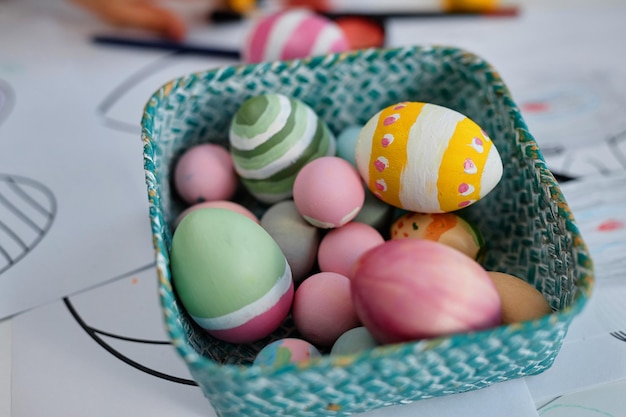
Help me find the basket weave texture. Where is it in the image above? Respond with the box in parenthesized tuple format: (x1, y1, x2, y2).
(141, 45, 594, 416)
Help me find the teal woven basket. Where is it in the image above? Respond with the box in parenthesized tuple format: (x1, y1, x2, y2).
(141, 45, 594, 416)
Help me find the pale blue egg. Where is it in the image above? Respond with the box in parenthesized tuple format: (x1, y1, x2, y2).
(330, 327, 378, 356)
(336, 125, 362, 168)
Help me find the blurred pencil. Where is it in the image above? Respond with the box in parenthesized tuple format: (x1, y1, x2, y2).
(92, 35, 241, 59)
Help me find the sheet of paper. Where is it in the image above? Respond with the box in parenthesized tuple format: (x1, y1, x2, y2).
(536, 379, 626, 417)
(0, 6, 239, 319)
(11, 265, 213, 417)
(360, 379, 539, 417)
(0, 319, 10, 417)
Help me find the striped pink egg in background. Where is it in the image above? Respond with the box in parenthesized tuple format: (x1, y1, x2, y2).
(243, 8, 350, 63)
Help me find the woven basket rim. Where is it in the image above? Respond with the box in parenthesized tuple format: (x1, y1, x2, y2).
(141, 44, 594, 379)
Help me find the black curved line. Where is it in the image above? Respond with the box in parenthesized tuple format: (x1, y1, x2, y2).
(0, 192, 44, 233)
(610, 331, 626, 342)
(607, 129, 626, 170)
(0, 218, 28, 249)
(0, 243, 13, 266)
(0, 79, 15, 126)
(96, 53, 180, 134)
(7, 176, 54, 218)
(91, 327, 171, 345)
(63, 296, 197, 386)
(0, 174, 58, 276)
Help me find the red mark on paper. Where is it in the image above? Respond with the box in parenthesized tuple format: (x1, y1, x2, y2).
(597, 219, 624, 232)
(522, 102, 549, 113)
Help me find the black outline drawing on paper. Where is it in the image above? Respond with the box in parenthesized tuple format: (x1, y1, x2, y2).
(610, 331, 626, 343)
(96, 54, 178, 135)
(63, 262, 198, 386)
(547, 129, 626, 177)
(96, 51, 237, 135)
(0, 174, 57, 276)
(0, 78, 16, 126)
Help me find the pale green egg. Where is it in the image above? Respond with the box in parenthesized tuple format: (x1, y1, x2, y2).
(171, 208, 294, 344)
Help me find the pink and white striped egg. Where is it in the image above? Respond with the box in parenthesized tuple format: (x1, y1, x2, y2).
(242, 8, 350, 64)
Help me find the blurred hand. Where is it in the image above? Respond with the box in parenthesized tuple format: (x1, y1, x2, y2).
(70, 0, 193, 41)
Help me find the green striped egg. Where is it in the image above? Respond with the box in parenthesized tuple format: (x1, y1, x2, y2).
(229, 94, 336, 204)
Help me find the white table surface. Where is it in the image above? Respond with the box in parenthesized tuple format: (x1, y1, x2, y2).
(2, 0, 626, 415)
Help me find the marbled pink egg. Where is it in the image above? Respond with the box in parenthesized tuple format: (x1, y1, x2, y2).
(351, 239, 501, 344)
(292, 272, 360, 347)
(174, 144, 238, 205)
(242, 8, 350, 64)
(253, 338, 321, 368)
(317, 222, 384, 279)
(293, 156, 365, 229)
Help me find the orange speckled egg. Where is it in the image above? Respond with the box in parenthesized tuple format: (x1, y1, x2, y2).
(390, 212, 484, 260)
(355, 102, 503, 213)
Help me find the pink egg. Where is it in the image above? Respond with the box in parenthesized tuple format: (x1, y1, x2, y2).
(242, 8, 350, 64)
(293, 156, 365, 229)
(318, 222, 384, 279)
(292, 272, 360, 347)
(351, 239, 501, 344)
(174, 144, 238, 205)
(175, 201, 259, 228)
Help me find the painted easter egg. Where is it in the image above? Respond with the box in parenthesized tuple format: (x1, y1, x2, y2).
(487, 271, 552, 324)
(334, 17, 386, 49)
(336, 124, 362, 168)
(242, 8, 350, 64)
(260, 200, 321, 284)
(175, 200, 259, 228)
(253, 338, 321, 368)
(353, 189, 394, 232)
(390, 212, 484, 260)
(292, 272, 360, 347)
(292, 156, 364, 228)
(174, 143, 238, 205)
(351, 239, 501, 344)
(330, 326, 378, 357)
(170, 208, 294, 344)
(229, 93, 336, 204)
(317, 222, 384, 279)
(355, 101, 503, 213)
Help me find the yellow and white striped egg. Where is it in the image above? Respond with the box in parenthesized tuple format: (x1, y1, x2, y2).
(355, 102, 503, 213)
